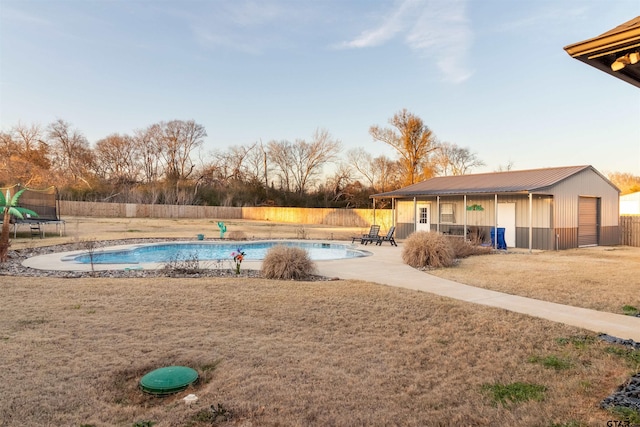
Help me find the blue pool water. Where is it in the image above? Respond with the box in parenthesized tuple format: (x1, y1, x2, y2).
(66, 241, 367, 264)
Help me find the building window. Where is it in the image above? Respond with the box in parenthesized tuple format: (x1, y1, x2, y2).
(419, 207, 429, 224)
(440, 203, 455, 223)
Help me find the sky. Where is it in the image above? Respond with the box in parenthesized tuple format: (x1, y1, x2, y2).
(1, 0, 640, 177)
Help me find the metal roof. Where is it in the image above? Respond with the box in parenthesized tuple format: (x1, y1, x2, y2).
(564, 16, 640, 89)
(372, 165, 609, 198)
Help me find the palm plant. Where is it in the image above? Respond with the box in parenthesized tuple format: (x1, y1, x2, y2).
(0, 188, 39, 263)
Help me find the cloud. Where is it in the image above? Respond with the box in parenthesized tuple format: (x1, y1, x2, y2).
(1, 6, 52, 26)
(335, 0, 415, 48)
(337, 0, 474, 83)
(181, 1, 300, 54)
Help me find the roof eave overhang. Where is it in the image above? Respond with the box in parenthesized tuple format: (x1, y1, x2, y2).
(564, 22, 640, 89)
(371, 190, 553, 199)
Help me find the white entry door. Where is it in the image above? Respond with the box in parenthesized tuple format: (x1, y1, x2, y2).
(416, 202, 431, 232)
(497, 203, 516, 248)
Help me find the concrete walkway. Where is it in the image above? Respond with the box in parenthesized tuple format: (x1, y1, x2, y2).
(315, 243, 640, 342)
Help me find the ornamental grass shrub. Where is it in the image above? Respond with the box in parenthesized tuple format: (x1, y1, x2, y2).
(402, 231, 455, 269)
(261, 245, 317, 280)
(446, 236, 493, 258)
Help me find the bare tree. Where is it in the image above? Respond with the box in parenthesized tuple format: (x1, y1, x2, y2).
(322, 163, 355, 204)
(134, 127, 162, 185)
(267, 139, 295, 192)
(289, 129, 342, 194)
(347, 148, 402, 192)
(369, 109, 438, 186)
(150, 120, 207, 182)
(495, 160, 515, 172)
(206, 143, 256, 185)
(244, 141, 270, 186)
(433, 142, 485, 176)
(46, 119, 94, 188)
(94, 133, 141, 184)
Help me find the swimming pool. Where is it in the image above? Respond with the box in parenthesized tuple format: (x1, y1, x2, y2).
(63, 240, 369, 264)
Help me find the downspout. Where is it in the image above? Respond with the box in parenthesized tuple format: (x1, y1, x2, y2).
(529, 192, 533, 253)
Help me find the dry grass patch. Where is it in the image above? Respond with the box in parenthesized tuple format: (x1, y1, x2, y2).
(0, 276, 635, 426)
(429, 246, 640, 315)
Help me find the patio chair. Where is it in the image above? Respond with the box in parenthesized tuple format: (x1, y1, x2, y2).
(375, 226, 397, 246)
(352, 224, 380, 245)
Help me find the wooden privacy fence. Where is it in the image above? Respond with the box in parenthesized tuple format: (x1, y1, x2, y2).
(59, 201, 394, 228)
(54, 203, 640, 245)
(620, 215, 640, 247)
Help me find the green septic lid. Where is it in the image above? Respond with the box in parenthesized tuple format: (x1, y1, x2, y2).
(139, 366, 198, 395)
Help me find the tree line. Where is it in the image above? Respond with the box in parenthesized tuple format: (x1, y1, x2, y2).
(4, 109, 635, 208)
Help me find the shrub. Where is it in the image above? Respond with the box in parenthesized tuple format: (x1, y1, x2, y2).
(261, 245, 317, 280)
(402, 231, 455, 269)
(161, 253, 201, 276)
(227, 230, 247, 240)
(446, 236, 493, 258)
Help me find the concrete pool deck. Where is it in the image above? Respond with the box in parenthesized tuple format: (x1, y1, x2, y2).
(22, 240, 640, 342)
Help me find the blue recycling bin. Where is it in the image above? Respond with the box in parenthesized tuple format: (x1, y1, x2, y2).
(490, 227, 507, 250)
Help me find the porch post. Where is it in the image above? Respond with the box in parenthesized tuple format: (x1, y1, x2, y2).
(529, 193, 533, 253)
(463, 194, 467, 241)
(392, 197, 396, 227)
(494, 194, 498, 249)
(436, 196, 440, 233)
(372, 198, 376, 225)
(413, 197, 417, 233)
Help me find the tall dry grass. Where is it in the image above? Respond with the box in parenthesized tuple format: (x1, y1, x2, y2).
(261, 245, 317, 280)
(402, 231, 455, 268)
(0, 276, 634, 426)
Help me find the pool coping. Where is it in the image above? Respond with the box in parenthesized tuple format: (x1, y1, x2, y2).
(22, 239, 373, 272)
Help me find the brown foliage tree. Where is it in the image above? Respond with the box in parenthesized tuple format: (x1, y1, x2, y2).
(0, 123, 51, 187)
(608, 171, 640, 195)
(369, 109, 438, 186)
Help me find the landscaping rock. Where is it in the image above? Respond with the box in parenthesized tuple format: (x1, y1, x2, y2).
(599, 334, 640, 417)
(599, 333, 640, 350)
(601, 373, 640, 413)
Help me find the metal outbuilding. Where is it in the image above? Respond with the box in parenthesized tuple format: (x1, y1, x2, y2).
(371, 165, 620, 250)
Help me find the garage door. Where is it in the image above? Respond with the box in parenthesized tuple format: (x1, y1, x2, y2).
(578, 197, 599, 247)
